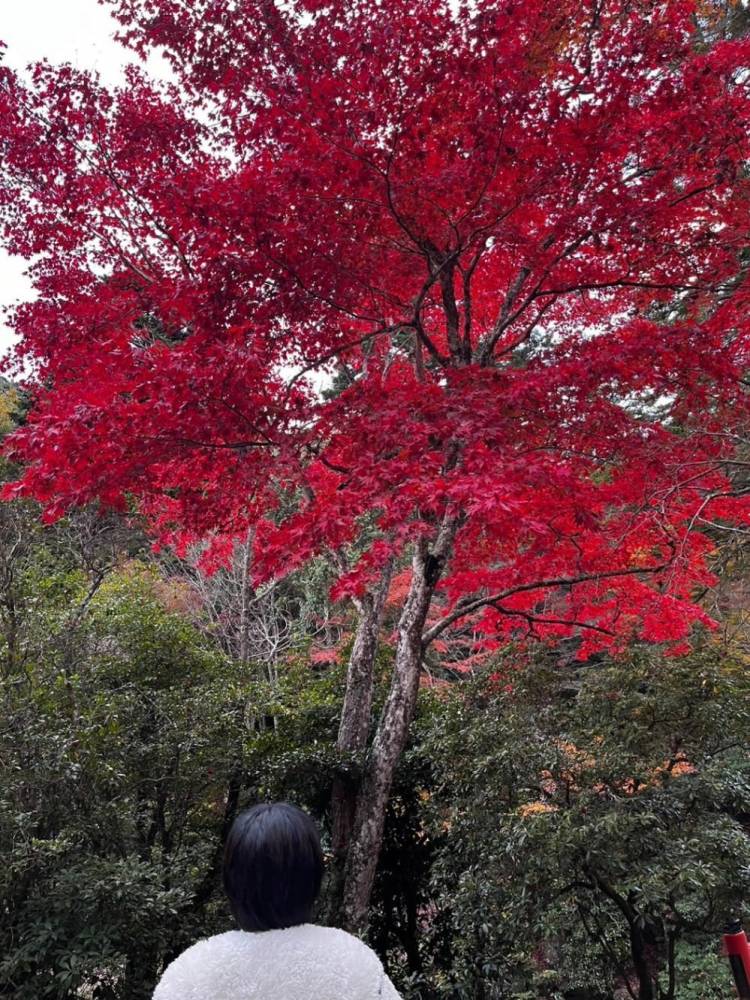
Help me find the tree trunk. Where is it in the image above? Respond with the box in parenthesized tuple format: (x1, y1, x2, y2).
(591, 873, 655, 1000)
(629, 917, 655, 1000)
(340, 517, 457, 931)
(326, 559, 393, 922)
(237, 528, 254, 668)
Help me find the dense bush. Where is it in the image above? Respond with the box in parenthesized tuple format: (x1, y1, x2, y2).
(0, 529, 354, 997)
(0, 565, 242, 998)
(409, 648, 750, 999)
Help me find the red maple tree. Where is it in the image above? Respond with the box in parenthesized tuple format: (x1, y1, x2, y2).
(2, 0, 750, 925)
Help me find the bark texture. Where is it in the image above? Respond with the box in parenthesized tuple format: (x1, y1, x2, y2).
(326, 560, 393, 921)
(340, 517, 457, 931)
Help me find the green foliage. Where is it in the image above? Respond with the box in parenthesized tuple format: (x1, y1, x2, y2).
(409, 646, 750, 999)
(0, 528, 354, 998)
(0, 563, 241, 999)
(659, 940, 729, 1000)
(0, 381, 20, 437)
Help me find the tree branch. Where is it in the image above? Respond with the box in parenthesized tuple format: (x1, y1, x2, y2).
(422, 563, 668, 647)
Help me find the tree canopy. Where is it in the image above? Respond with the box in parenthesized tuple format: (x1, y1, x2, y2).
(2, 0, 750, 655)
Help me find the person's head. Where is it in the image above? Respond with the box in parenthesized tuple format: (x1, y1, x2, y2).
(222, 802, 324, 931)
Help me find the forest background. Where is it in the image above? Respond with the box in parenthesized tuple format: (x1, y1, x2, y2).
(3, 1, 750, 999)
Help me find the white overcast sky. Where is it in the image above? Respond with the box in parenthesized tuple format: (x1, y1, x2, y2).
(0, 0, 168, 362)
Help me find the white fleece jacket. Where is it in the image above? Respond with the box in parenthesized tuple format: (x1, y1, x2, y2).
(152, 924, 402, 1000)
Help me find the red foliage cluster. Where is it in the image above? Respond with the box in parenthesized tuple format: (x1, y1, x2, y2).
(2, 0, 750, 656)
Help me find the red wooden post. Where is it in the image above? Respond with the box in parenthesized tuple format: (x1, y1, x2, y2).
(724, 920, 750, 999)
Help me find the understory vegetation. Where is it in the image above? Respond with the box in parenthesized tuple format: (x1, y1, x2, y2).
(1, 432, 748, 999)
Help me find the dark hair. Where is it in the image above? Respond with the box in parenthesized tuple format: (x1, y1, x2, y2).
(222, 802, 324, 932)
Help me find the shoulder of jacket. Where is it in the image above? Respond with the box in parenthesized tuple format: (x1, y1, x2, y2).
(153, 932, 243, 998)
(303, 925, 384, 960)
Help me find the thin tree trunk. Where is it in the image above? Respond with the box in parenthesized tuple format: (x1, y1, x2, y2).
(629, 918, 655, 1000)
(326, 559, 393, 921)
(340, 516, 457, 931)
(662, 928, 676, 1000)
(237, 528, 254, 668)
(591, 872, 655, 1000)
